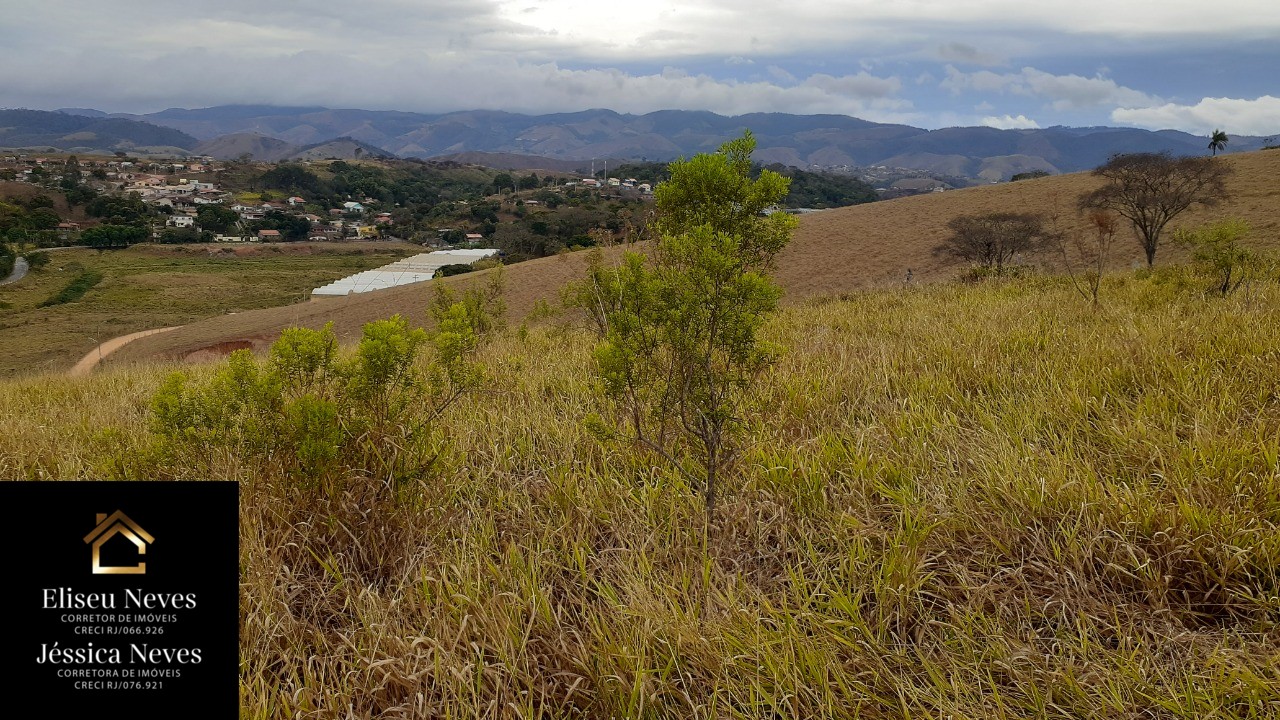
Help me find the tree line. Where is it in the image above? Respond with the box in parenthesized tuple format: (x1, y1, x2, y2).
(935, 151, 1239, 295)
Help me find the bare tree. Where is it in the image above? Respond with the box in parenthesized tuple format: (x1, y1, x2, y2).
(1054, 210, 1119, 308)
(1078, 152, 1232, 267)
(934, 212, 1048, 273)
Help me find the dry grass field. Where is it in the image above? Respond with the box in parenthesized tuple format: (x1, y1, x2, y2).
(0, 241, 420, 376)
(775, 149, 1280, 294)
(1, 150, 1278, 717)
(2, 272, 1278, 717)
(109, 150, 1280, 369)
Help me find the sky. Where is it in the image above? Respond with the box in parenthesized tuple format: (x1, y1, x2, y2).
(2, 0, 1278, 135)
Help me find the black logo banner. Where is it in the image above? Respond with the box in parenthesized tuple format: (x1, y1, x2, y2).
(2, 481, 238, 717)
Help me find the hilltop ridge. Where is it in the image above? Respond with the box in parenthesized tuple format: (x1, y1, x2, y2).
(13, 105, 1273, 181)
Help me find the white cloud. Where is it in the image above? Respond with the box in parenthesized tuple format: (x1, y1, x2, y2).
(801, 72, 901, 99)
(981, 114, 1040, 129)
(0, 44, 916, 120)
(1111, 96, 1280, 136)
(766, 66, 797, 83)
(0, 0, 1275, 128)
(1019, 68, 1155, 110)
(940, 66, 1021, 94)
(941, 65, 1158, 110)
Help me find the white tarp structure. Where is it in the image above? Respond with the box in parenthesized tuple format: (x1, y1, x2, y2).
(311, 249, 498, 297)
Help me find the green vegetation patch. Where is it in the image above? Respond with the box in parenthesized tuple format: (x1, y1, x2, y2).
(38, 269, 102, 307)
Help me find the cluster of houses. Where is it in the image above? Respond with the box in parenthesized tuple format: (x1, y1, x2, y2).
(567, 177, 652, 193)
(0, 155, 219, 184)
(0, 154, 395, 243)
(136, 180, 391, 242)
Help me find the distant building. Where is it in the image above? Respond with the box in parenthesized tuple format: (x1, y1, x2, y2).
(168, 215, 194, 228)
(257, 229, 282, 241)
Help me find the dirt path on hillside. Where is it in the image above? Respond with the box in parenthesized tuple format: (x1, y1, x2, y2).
(68, 326, 182, 376)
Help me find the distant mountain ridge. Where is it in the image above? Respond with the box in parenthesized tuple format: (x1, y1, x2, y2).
(0, 109, 197, 154)
(192, 133, 392, 162)
(15, 105, 1271, 181)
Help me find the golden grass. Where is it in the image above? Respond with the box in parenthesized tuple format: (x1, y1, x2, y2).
(112, 151, 1280, 368)
(2, 272, 1278, 717)
(0, 241, 420, 376)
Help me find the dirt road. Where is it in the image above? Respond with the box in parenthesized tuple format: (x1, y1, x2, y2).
(68, 326, 182, 376)
(0, 256, 28, 286)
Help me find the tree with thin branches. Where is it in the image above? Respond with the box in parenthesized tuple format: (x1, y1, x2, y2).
(1078, 152, 1232, 267)
(933, 211, 1048, 274)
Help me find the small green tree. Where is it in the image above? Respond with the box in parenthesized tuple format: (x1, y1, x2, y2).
(80, 224, 148, 249)
(1174, 219, 1261, 296)
(574, 131, 795, 520)
(25, 250, 49, 271)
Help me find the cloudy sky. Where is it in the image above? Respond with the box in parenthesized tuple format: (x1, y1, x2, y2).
(3, 0, 1277, 134)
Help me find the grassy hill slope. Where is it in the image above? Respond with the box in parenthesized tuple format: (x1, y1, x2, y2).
(0, 242, 421, 376)
(3, 275, 1278, 717)
(110, 150, 1280, 368)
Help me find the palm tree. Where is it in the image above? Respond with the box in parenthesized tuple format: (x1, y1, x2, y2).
(1208, 129, 1229, 156)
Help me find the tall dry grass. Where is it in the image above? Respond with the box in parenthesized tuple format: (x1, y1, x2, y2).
(2, 269, 1278, 718)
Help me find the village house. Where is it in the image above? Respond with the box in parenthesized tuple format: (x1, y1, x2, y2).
(56, 222, 80, 240)
(309, 227, 342, 241)
(257, 229, 282, 241)
(168, 215, 194, 228)
(193, 192, 224, 205)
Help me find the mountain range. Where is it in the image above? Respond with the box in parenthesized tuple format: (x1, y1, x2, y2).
(4, 106, 1269, 181)
(0, 109, 197, 154)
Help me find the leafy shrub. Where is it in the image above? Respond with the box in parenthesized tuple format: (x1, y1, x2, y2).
(1173, 219, 1268, 297)
(150, 282, 503, 495)
(25, 251, 49, 271)
(1011, 170, 1051, 181)
(432, 263, 474, 278)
